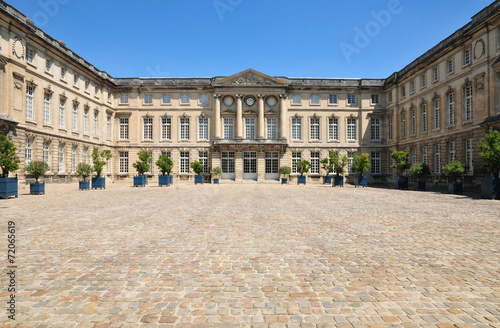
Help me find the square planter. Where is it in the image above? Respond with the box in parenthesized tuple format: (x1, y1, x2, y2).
(133, 175, 148, 187)
(0, 176, 18, 199)
(297, 176, 306, 185)
(357, 176, 368, 188)
(79, 180, 90, 190)
(333, 176, 344, 187)
(167, 175, 173, 185)
(397, 176, 409, 190)
(213, 178, 220, 184)
(159, 175, 170, 187)
(91, 177, 106, 189)
(281, 178, 288, 185)
(194, 175, 203, 185)
(453, 182, 463, 194)
(322, 176, 332, 184)
(30, 182, 45, 195)
(415, 181, 426, 191)
(481, 177, 500, 200)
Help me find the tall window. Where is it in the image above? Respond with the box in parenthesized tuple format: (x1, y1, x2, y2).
(410, 81, 415, 94)
(347, 95, 356, 105)
(144, 94, 153, 104)
(180, 152, 189, 174)
(161, 118, 171, 140)
(432, 67, 439, 82)
(348, 152, 355, 173)
(267, 118, 277, 139)
(83, 147, 88, 164)
(143, 118, 153, 140)
(422, 147, 428, 165)
(43, 141, 50, 166)
(292, 118, 302, 141)
(181, 94, 190, 104)
(119, 152, 128, 174)
(371, 118, 380, 141)
(199, 151, 209, 174)
(310, 118, 320, 141)
(311, 152, 320, 174)
(26, 85, 34, 120)
(389, 117, 393, 140)
(291, 152, 301, 174)
(199, 94, 208, 104)
(84, 80, 89, 92)
(448, 142, 456, 162)
(347, 118, 357, 141)
(463, 48, 471, 66)
(45, 58, 51, 72)
(388, 92, 393, 103)
(58, 143, 64, 172)
(120, 94, 129, 104)
(421, 104, 427, 133)
(465, 139, 473, 174)
(400, 86, 406, 98)
(224, 118, 234, 139)
(74, 74, 78, 86)
(106, 116, 111, 139)
(434, 145, 441, 174)
(329, 95, 338, 105)
(25, 139, 33, 166)
(411, 148, 417, 164)
(371, 152, 381, 174)
(199, 118, 209, 140)
(71, 146, 77, 173)
(94, 112, 98, 137)
(433, 99, 440, 130)
(329, 118, 338, 141)
(410, 109, 416, 135)
(59, 98, 65, 128)
(371, 94, 380, 105)
(401, 112, 407, 138)
(464, 86, 473, 122)
(72, 103, 78, 131)
(43, 92, 51, 124)
(421, 74, 427, 88)
(61, 66, 66, 79)
(180, 118, 190, 140)
(27, 47, 35, 63)
(311, 95, 319, 104)
(245, 118, 255, 139)
(119, 118, 129, 140)
(447, 59, 454, 74)
(95, 86, 99, 98)
(447, 93, 455, 126)
(84, 108, 89, 134)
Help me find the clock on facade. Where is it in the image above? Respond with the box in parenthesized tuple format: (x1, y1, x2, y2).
(223, 96, 234, 106)
(267, 97, 277, 106)
(245, 96, 255, 106)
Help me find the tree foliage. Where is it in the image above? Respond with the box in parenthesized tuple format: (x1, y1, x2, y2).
(352, 153, 370, 176)
(409, 163, 431, 180)
(479, 130, 500, 176)
(92, 149, 112, 177)
(0, 136, 20, 178)
(391, 151, 409, 175)
(156, 155, 174, 176)
(329, 152, 348, 176)
(75, 162, 93, 181)
(133, 150, 152, 176)
(190, 161, 204, 176)
(443, 160, 465, 180)
(295, 160, 311, 176)
(25, 161, 50, 182)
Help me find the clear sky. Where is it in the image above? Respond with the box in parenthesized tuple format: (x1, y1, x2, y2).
(7, 0, 495, 79)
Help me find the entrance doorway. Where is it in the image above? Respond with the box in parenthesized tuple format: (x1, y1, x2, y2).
(243, 152, 257, 180)
(265, 152, 279, 180)
(221, 152, 235, 180)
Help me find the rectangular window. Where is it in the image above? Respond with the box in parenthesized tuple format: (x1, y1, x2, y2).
(144, 94, 153, 104)
(265, 152, 278, 174)
(119, 118, 129, 140)
(224, 118, 234, 139)
(199, 94, 208, 104)
(422, 147, 428, 165)
(161, 118, 171, 140)
(388, 91, 393, 103)
(45, 58, 51, 72)
(27, 48, 35, 63)
(199, 151, 209, 174)
(434, 144, 441, 174)
(222, 152, 235, 175)
(85, 80, 89, 92)
(448, 93, 455, 126)
(433, 67, 439, 82)
(180, 152, 189, 174)
(59, 98, 65, 128)
(447, 59, 454, 74)
(410, 109, 416, 135)
(292, 118, 302, 141)
(84, 108, 89, 134)
(143, 118, 153, 140)
(180, 118, 190, 140)
(43, 141, 50, 166)
(199, 118, 209, 140)
(83, 147, 88, 164)
(433, 99, 440, 130)
(162, 94, 171, 104)
(95, 86, 99, 97)
(410, 81, 415, 94)
(267, 118, 277, 139)
(328, 118, 338, 141)
(181, 94, 190, 104)
(245, 118, 255, 139)
(58, 143, 64, 172)
(161, 151, 171, 158)
(119, 152, 128, 174)
(421, 74, 427, 88)
(371, 94, 379, 105)
(348, 152, 355, 174)
(61, 66, 66, 80)
(120, 94, 129, 104)
(421, 104, 427, 133)
(94, 112, 98, 137)
(371, 152, 381, 174)
(411, 148, 417, 164)
(25, 138, 33, 166)
(347, 118, 357, 141)
(310, 118, 320, 141)
(329, 95, 338, 105)
(71, 146, 76, 173)
(464, 86, 473, 122)
(389, 117, 393, 140)
(72, 103, 78, 131)
(371, 118, 381, 141)
(311, 152, 320, 174)
(146, 152, 153, 174)
(465, 139, 473, 174)
(73, 74, 78, 86)
(292, 152, 301, 174)
(448, 142, 456, 163)
(107, 92, 111, 103)
(43, 92, 51, 124)
(106, 116, 111, 139)
(311, 95, 319, 104)
(463, 48, 471, 66)
(347, 95, 356, 105)
(400, 86, 406, 98)
(26, 85, 34, 120)
(401, 112, 407, 138)
(292, 95, 301, 104)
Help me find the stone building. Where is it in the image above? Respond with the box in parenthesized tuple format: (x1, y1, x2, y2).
(0, 1, 499, 184)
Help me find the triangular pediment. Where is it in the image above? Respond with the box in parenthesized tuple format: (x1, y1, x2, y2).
(214, 69, 288, 87)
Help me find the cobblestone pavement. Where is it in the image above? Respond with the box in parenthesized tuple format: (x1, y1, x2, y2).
(1, 182, 500, 328)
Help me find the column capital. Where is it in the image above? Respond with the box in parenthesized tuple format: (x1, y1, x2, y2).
(258, 94, 265, 99)
(214, 93, 222, 99)
(236, 94, 243, 99)
(280, 94, 287, 99)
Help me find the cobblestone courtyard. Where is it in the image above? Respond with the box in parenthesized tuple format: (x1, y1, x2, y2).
(1, 183, 500, 327)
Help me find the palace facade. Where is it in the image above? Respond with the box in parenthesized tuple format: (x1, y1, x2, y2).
(1, 1, 500, 184)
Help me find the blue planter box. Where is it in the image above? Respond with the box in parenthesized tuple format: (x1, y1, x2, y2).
(323, 176, 332, 184)
(357, 176, 368, 188)
(297, 176, 306, 185)
(398, 176, 409, 190)
(167, 175, 173, 186)
(0, 176, 18, 199)
(213, 178, 220, 184)
(194, 175, 203, 185)
(281, 178, 288, 185)
(91, 177, 106, 189)
(30, 182, 45, 195)
(333, 176, 344, 187)
(493, 177, 500, 200)
(453, 182, 463, 194)
(159, 175, 170, 187)
(416, 181, 426, 191)
(79, 180, 90, 190)
(134, 175, 148, 187)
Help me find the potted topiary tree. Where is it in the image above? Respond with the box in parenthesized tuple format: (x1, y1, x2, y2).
(391, 151, 409, 190)
(330, 151, 348, 187)
(409, 162, 431, 191)
(75, 162, 93, 190)
(156, 155, 174, 187)
(91, 149, 112, 189)
(0, 136, 20, 199)
(211, 166, 222, 184)
(295, 160, 311, 185)
(479, 130, 500, 200)
(352, 153, 370, 188)
(191, 161, 204, 184)
(320, 157, 334, 184)
(443, 160, 465, 194)
(278, 165, 291, 185)
(132, 150, 151, 187)
(25, 160, 49, 195)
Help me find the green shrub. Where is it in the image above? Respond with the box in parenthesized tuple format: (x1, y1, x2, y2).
(25, 161, 50, 182)
(133, 150, 152, 176)
(352, 153, 370, 176)
(190, 161, 204, 176)
(443, 161, 465, 181)
(278, 166, 291, 178)
(75, 162, 93, 181)
(391, 151, 409, 175)
(92, 149, 112, 177)
(329, 152, 348, 176)
(211, 166, 222, 178)
(0, 136, 20, 178)
(479, 130, 500, 176)
(409, 163, 431, 180)
(156, 155, 174, 176)
(295, 160, 311, 176)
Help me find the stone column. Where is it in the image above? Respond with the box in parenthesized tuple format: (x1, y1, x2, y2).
(214, 94, 221, 139)
(279, 94, 288, 140)
(258, 94, 265, 140)
(236, 94, 243, 139)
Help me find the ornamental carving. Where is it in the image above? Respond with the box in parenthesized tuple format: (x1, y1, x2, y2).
(12, 37, 25, 60)
(474, 73, 485, 92)
(230, 73, 274, 86)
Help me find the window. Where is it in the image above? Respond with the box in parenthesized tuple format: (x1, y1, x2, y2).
(329, 95, 338, 105)
(224, 118, 234, 139)
(120, 94, 129, 104)
(199, 118, 209, 140)
(45, 58, 51, 72)
(432, 67, 439, 82)
(180, 152, 189, 174)
(25, 138, 33, 166)
(245, 118, 255, 139)
(447, 93, 455, 126)
(411, 148, 417, 164)
(434, 145, 441, 174)
(71, 146, 77, 173)
(292, 95, 301, 104)
(72, 103, 78, 131)
(143, 118, 153, 140)
(347, 95, 356, 105)
(161, 151, 171, 158)
(94, 86, 99, 97)
(84, 108, 89, 134)
(389, 117, 393, 140)
(410, 109, 416, 135)
(371, 118, 381, 141)
(58, 143, 64, 172)
(162, 94, 171, 104)
(119, 152, 128, 174)
(422, 147, 428, 165)
(107, 92, 112, 103)
(433, 99, 440, 130)
(83, 148, 88, 164)
(463, 48, 471, 66)
(291, 152, 301, 174)
(61, 66, 66, 80)
(311, 95, 319, 104)
(410, 81, 415, 94)
(371, 152, 381, 174)
(27, 47, 35, 63)
(180, 118, 190, 140)
(222, 152, 235, 175)
(181, 94, 190, 104)
(329, 118, 338, 141)
(292, 118, 302, 141)
(348, 152, 355, 174)
(421, 104, 427, 133)
(94, 112, 98, 137)
(447, 59, 454, 74)
(73, 74, 78, 86)
(421, 74, 427, 88)
(199, 94, 208, 104)
(199, 152, 209, 174)
(371, 94, 379, 105)
(388, 91, 393, 103)
(26, 85, 34, 120)
(146, 152, 153, 174)
(265, 152, 278, 175)
(161, 118, 171, 140)
(311, 152, 320, 174)
(85, 80, 89, 92)
(347, 118, 357, 141)
(59, 98, 65, 128)
(43, 92, 51, 124)
(106, 116, 111, 139)
(144, 94, 153, 104)
(400, 86, 406, 98)
(310, 118, 320, 141)
(448, 142, 456, 163)
(119, 118, 129, 140)
(401, 112, 407, 138)
(465, 139, 473, 174)
(267, 118, 277, 139)
(464, 86, 473, 122)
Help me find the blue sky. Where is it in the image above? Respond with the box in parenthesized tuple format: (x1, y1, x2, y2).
(9, 0, 494, 78)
